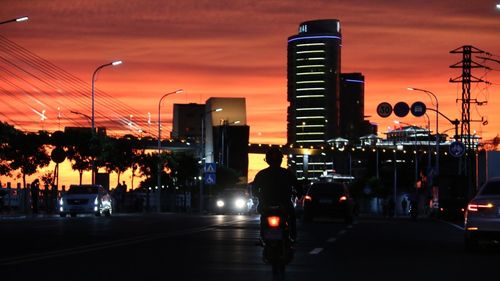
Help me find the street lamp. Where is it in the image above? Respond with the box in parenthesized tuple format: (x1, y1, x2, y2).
(220, 120, 240, 166)
(70, 110, 92, 124)
(200, 107, 222, 213)
(407, 87, 440, 176)
(91, 60, 122, 184)
(157, 89, 183, 212)
(0, 16, 28, 25)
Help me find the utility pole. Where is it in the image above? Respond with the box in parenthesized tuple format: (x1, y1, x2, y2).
(449, 45, 489, 198)
(449, 45, 489, 149)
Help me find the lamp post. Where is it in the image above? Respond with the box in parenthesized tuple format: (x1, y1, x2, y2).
(200, 107, 222, 213)
(0, 16, 28, 25)
(407, 87, 439, 176)
(91, 60, 122, 184)
(70, 110, 92, 124)
(157, 89, 183, 212)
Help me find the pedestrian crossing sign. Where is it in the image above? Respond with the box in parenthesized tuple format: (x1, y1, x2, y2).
(204, 163, 216, 173)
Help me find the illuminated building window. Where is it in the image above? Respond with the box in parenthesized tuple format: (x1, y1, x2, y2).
(296, 140, 324, 143)
(296, 87, 325, 91)
(296, 57, 325, 61)
(296, 50, 325, 54)
(296, 72, 325, 76)
(296, 116, 325, 119)
(296, 43, 325, 47)
(296, 80, 325, 84)
(297, 132, 325, 136)
(296, 65, 325, 69)
(296, 95, 325, 98)
(296, 107, 325, 111)
(296, 124, 324, 128)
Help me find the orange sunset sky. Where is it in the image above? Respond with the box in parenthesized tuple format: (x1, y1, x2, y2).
(1, 0, 500, 187)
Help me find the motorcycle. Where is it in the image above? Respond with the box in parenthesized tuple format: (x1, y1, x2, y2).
(260, 205, 294, 281)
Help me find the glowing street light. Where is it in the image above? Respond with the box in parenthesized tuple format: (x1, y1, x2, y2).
(200, 107, 223, 213)
(0, 16, 28, 25)
(91, 60, 122, 184)
(157, 89, 183, 212)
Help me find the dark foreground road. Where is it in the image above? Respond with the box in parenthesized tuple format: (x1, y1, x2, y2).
(1, 213, 499, 281)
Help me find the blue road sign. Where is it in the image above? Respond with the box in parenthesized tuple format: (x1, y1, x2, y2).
(394, 102, 410, 117)
(411, 101, 426, 117)
(204, 173, 216, 185)
(449, 141, 466, 158)
(204, 163, 216, 173)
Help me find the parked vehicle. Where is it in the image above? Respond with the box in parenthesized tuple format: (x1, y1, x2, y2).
(59, 184, 112, 217)
(214, 188, 253, 214)
(302, 181, 354, 223)
(260, 205, 294, 281)
(464, 177, 500, 250)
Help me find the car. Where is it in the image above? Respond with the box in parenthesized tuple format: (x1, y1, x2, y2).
(464, 177, 500, 250)
(59, 184, 112, 217)
(214, 188, 254, 215)
(302, 181, 354, 223)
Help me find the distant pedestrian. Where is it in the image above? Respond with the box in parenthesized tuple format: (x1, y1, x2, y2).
(31, 179, 40, 214)
(401, 197, 408, 215)
(121, 181, 128, 191)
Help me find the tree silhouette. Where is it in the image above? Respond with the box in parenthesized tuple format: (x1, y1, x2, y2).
(0, 122, 18, 176)
(101, 134, 138, 187)
(64, 128, 94, 184)
(7, 130, 51, 188)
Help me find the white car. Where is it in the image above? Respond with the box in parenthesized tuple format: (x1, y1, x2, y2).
(464, 177, 500, 249)
(59, 184, 112, 217)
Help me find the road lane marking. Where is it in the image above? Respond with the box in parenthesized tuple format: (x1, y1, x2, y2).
(338, 230, 347, 235)
(309, 248, 323, 255)
(327, 237, 336, 243)
(0, 216, 254, 265)
(439, 219, 464, 230)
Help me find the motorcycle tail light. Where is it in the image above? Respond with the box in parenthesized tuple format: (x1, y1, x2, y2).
(339, 196, 347, 202)
(467, 202, 493, 212)
(267, 216, 281, 228)
(304, 195, 312, 201)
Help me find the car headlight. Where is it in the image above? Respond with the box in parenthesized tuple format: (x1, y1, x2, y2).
(235, 198, 246, 209)
(216, 200, 225, 207)
(94, 197, 99, 206)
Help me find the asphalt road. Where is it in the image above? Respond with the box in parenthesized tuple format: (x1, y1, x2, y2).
(1, 213, 499, 281)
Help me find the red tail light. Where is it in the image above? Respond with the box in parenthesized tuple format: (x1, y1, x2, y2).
(339, 196, 347, 202)
(267, 216, 281, 227)
(304, 195, 312, 201)
(467, 203, 493, 212)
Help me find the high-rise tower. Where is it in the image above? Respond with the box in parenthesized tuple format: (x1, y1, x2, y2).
(287, 19, 342, 146)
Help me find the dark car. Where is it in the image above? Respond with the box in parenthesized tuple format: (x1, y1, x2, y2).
(214, 188, 254, 215)
(302, 181, 354, 223)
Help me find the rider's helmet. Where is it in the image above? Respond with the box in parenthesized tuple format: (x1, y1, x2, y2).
(265, 147, 283, 167)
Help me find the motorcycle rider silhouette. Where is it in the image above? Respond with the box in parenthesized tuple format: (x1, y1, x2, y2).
(254, 147, 299, 242)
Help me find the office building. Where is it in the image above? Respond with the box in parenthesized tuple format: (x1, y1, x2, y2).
(172, 103, 205, 142)
(287, 19, 342, 146)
